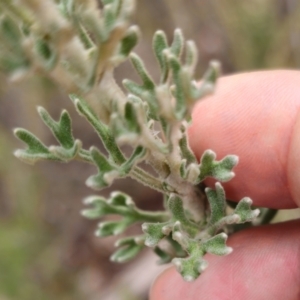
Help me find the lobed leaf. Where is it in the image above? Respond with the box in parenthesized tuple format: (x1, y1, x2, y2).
(14, 128, 58, 164)
(86, 146, 119, 189)
(111, 236, 145, 262)
(119, 25, 139, 57)
(198, 150, 238, 182)
(129, 53, 155, 91)
(205, 183, 226, 224)
(234, 197, 260, 222)
(38, 107, 75, 149)
(202, 233, 232, 256)
(142, 222, 171, 247)
(170, 28, 184, 58)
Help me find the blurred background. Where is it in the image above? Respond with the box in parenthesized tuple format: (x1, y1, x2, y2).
(1, 0, 300, 299)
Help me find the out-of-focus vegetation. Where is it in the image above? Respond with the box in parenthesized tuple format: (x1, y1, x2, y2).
(1, 0, 300, 299)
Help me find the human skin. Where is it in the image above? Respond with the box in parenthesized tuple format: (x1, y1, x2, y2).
(150, 71, 300, 300)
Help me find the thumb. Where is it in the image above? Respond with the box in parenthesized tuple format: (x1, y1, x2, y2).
(188, 70, 300, 208)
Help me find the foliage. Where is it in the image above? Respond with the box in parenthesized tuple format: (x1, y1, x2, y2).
(0, 0, 261, 281)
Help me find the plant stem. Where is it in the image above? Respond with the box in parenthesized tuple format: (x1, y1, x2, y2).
(130, 167, 171, 194)
(135, 209, 169, 222)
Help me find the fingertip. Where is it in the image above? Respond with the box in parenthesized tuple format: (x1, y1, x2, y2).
(150, 220, 300, 300)
(188, 70, 300, 208)
(149, 267, 176, 300)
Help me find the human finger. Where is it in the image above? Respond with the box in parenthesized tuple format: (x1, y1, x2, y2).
(188, 70, 300, 208)
(150, 219, 300, 300)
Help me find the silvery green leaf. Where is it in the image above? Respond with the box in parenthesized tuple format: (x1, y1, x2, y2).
(205, 182, 226, 224)
(179, 131, 197, 165)
(111, 236, 144, 263)
(167, 54, 186, 119)
(49, 140, 82, 161)
(185, 40, 198, 73)
(70, 94, 126, 165)
(170, 28, 184, 58)
(122, 79, 145, 98)
(124, 101, 141, 133)
(82, 192, 134, 219)
(172, 221, 189, 249)
(167, 194, 198, 237)
(120, 146, 146, 174)
(81, 196, 111, 219)
(152, 30, 169, 82)
(202, 233, 232, 256)
(172, 256, 206, 282)
(115, 235, 145, 247)
(142, 222, 170, 247)
(198, 150, 238, 182)
(96, 219, 132, 236)
(191, 60, 220, 100)
(38, 107, 74, 149)
(234, 197, 260, 222)
(129, 53, 155, 91)
(86, 147, 119, 189)
(202, 60, 220, 85)
(103, 4, 116, 34)
(119, 25, 139, 57)
(14, 128, 58, 164)
(108, 191, 134, 207)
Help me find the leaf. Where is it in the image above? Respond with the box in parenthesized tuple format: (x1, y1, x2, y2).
(96, 219, 132, 236)
(142, 222, 170, 247)
(179, 129, 197, 165)
(120, 146, 146, 174)
(119, 25, 139, 57)
(172, 256, 207, 282)
(83, 192, 167, 238)
(82, 192, 135, 219)
(202, 60, 220, 85)
(185, 40, 198, 73)
(167, 194, 198, 236)
(111, 235, 145, 263)
(70, 94, 126, 165)
(167, 54, 186, 119)
(81, 196, 110, 219)
(198, 150, 238, 182)
(205, 182, 226, 224)
(191, 60, 220, 100)
(129, 53, 155, 91)
(124, 101, 141, 133)
(86, 147, 119, 189)
(202, 233, 232, 256)
(49, 140, 82, 161)
(152, 30, 169, 82)
(38, 107, 75, 149)
(170, 28, 184, 58)
(108, 191, 134, 207)
(103, 4, 116, 34)
(14, 128, 58, 164)
(122, 79, 145, 98)
(234, 197, 260, 222)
